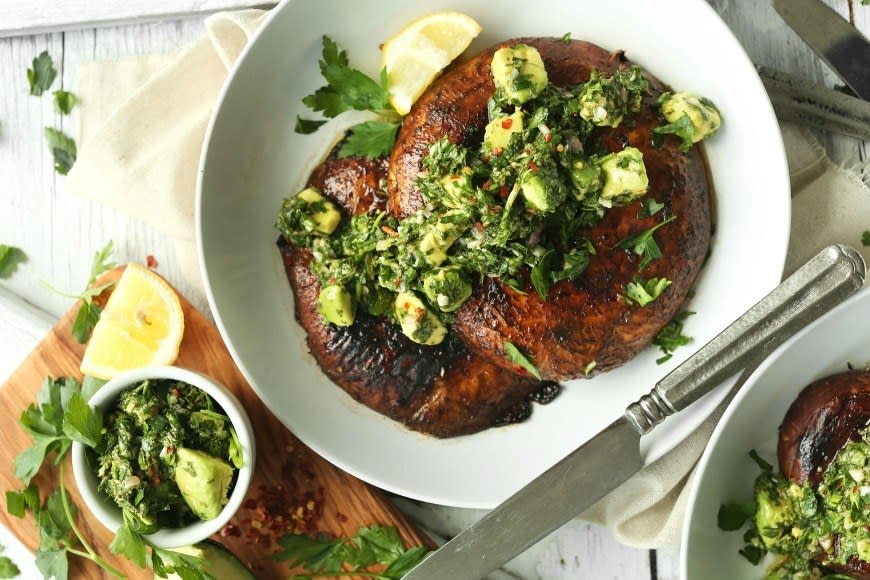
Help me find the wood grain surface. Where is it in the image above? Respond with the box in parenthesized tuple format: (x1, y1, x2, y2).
(0, 267, 431, 578)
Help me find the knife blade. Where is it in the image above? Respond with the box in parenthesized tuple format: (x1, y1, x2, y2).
(756, 65, 870, 142)
(403, 244, 866, 580)
(773, 0, 870, 100)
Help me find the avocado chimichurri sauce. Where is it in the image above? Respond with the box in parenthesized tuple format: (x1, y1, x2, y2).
(92, 379, 243, 533)
(725, 430, 870, 579)
(276, 43, 721, 347)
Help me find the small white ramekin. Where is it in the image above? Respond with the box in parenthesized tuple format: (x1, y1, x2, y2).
(71, 366, 255, 549)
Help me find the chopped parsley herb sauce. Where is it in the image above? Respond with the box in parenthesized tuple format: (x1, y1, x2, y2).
(277, 43, 704, 345)
(723, 433, 870, 578)
(93, 379, 242, 533)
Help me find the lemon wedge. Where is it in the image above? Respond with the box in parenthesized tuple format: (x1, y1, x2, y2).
(80, 263, 184, 379)
(381, 11, 482, 115)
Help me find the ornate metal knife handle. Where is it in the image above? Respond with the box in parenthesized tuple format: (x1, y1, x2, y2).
(626, 244, 866, 435)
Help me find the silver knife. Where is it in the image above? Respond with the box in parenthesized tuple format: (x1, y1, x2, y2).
(757, 65, 870, 142)
(403, 244, 866, 580)
(773, 0, 870, 100)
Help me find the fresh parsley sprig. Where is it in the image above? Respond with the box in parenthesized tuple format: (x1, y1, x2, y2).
(10, 376, 212, 579)
(652, 310, 694, 364)
(296, 36, 402, 159)
(624, 276, 671, 307)
(503, 341, 542, 380)
(614, 215, 676, 270)
(27, 51, 57, 96)
(0, 544, 20, 579)
(0, 245, 27, 279)
(53, 91, 77, 116)
(43, 241, 116, 343)
(7, 377, 124, 579)
(44, 128, 77, 176)
(273, 525, 430, 579)
(652, 115, 695, 152)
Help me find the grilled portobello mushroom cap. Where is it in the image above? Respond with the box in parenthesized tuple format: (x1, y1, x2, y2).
(279, 148, 551, 438)
(778, 369, 870, 578)
(388, 37, 712, 381)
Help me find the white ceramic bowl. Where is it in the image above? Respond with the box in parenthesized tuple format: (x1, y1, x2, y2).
(71, 366, 256, 549)
(682, 286, 870, 578)
(197, 0, 790, 508)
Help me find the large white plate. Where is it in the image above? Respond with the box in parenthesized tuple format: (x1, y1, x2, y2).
(682, 285, 870, 578)
(196, 0, 790, 508)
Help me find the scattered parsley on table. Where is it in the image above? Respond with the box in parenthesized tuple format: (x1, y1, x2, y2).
(27, 51, 57, 96)
(273, 525, 430, 579)
(0, 245, 27, 279)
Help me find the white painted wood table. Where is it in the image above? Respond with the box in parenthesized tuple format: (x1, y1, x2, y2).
(0, 0, 867, 578)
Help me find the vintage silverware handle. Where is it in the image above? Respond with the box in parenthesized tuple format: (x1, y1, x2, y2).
(626, 244, 866, 435)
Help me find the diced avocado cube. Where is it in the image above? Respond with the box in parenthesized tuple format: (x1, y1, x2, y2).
(296, 187, 341, 235)
(174, 448, 234, 521)
(568, 159, 603, 200)
(484, 110, 525, 151)
(439, 168, 474, 209)
(417, 212, 466, 266)
(317, 284, 357, 327)
(394, 291, 447, 345)
(659, 92, 721, 143)
(491, 45, 548, 105)
(520, 166, 566, 213)
(422, 267, 472, 312)
(598, 147, 649, 203)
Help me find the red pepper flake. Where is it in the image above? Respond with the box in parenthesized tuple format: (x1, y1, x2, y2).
(220, 523, 241, 537)
(501, 118, 513, 129)
(337, 512, 349, 523)
(474, 222, 484, 234)
(482, 180, 492, 191)
(146, 254, 158, 269)
(527, 161, 539, 172)
(236, 460, 327, 546)
(499, 185, 510, 199)
(543, 133, 552, 143)
(492, 147, 504, 157)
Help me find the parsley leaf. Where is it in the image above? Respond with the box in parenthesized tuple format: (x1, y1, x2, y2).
(624, 276, 671, 307)
(45, 241, 116, 343)
(652, 114, 695, 152)
(338, 120, 401, 159)
(614, 216, 675, 270)
(298, 36, 401, 158)
(503, 341, 542, 380)
(0, 245, 27, 279)
(14, 377, 101, 485)
(27, 51, 57, 96)
(109, 523, 148, 568)
(638, 198, 665, 218)
(748, 449, 773, 472)
(53, 90, 77, 115)
(302, 36, 392, 117)
(43, 128, 77, 175)
(294, 115, 327, 135)
(531, 249, 556, 299)
(274, 525, 430, 579)
(717, 501, 756, 531)
(862, 230, 870, 247)
(561, 32, 571, 44)
(652, 310, 694, 364)
(0, 544, 20, 579)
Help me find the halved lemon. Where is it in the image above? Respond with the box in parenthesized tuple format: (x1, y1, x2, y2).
(381, 11, 482, 115)
(80, 263, 184, 379)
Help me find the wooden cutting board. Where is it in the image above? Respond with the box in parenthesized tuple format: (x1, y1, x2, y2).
(0, 267, 431, 578)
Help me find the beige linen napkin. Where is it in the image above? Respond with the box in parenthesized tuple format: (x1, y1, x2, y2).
(65, 9, 870, 552)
